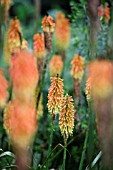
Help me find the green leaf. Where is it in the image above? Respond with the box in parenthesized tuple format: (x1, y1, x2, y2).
(0, 151, 15, 159)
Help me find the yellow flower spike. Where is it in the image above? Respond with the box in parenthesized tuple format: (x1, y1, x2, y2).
(48, 75, 64, 115)
(55, 12, 70, 52)
(71, 54, 84, 81)
(33, 33, 46, 60)
(59, 94, 75, 143)
(50, 55, 63, 77)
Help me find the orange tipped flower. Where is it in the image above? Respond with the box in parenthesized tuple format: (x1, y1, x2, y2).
(48, 76, 64, 115)
(42, 15, 55, 51)
(50, 55, 63, 77)
(4, 18, 28, 66)
(104, 4, 110, 23)
(42, 15, 55, 33)
(71, 54, 84, 81)
(55, 12, 70, 51)
(98, 5, 104, 17)
(98, 4, 110, 23)
(59, 94, 75, 143)
(0, 69, 8, 108)
(10, 50, 38, 102)
(86, 78, 91, 102)
(4, 100, 37, 148)
(33, 33, 46, 59)
(88, 60, 113, 99)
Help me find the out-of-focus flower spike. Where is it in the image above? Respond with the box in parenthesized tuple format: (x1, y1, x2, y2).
(0, 0, 12, 25)
(104, 4, 110, 23)
(86, 78, 91, 102)
(10, 50, 38, 103)
(98, 3, 110, 24)
(0, 69, 8, 108)
(37, 94, 43, 120)
(4, 100, 37, 148)
(55, 12, 70, 52)
(59, 94, 75, 143)
(71, 54, 84, 81)
(33, 33, 46, 60)
(4, 18, 28, 67)
(4, 100, 37, 170)
(42, 15, 55, 51)
(87, 59, 113, 167)
(50, 54, 63, 77)
(71, 54, 85, 107)
(88, 60, 113, 99)
(48, 75, 64, 116)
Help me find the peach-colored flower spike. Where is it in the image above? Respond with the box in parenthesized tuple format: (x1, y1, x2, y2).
(4, 100, 37, 148)
(50, 55, 63, 77)
(0, 69, 8, 108)
(48, 76, 64, 115)
(10, 50, 38, 103)
(55, 12, 70, 51)
(59, 94, 75, 143)
(88, 60, 113, 99)
(33, 33, 46, 60)
(4, 18, 28, 66)
(71, 54, 84, 81)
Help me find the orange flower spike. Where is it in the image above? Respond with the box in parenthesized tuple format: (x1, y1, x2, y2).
(4, 100, 37, 148)
(71, 54, 84, 81)
(42, 15, 55, 33)
(10, 50, 38, 102)
(0, 69, 8, 108)
(55, 12, 70, 51)
(59, 94, 75, 143)
(42, 15, 55, 51)
(88, 60, 113, 99)
(33, 33, 46, 59)
(50, 55, 63, 77)
(104, 4, 110, 23)
(48, 76, 64, 115)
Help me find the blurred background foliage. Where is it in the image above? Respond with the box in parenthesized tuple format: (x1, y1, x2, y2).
(0, 0, 111, 169)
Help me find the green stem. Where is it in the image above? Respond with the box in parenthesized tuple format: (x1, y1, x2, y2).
(50, 137, 74, 162)
(62, 141, 67, 170)
(78, 130, 88, 170)
(46, 121, 54, 170)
